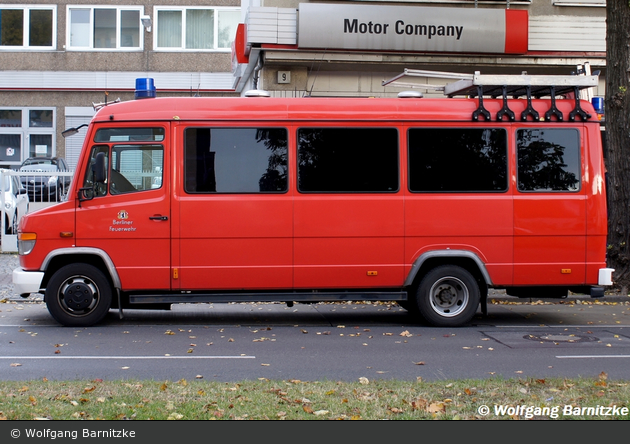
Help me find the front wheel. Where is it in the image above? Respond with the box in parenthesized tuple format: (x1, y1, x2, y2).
(45, 264, 113, 327)
(414, 265, 480, 327)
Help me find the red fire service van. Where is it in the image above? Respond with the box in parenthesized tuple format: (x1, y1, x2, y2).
(12, 72, 614, 327)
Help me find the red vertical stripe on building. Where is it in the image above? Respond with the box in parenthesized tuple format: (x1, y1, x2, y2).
(505, 10, 528, 54)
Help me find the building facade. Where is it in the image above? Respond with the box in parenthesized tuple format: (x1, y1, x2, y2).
(0, 0, 607, 170)
(233, 0, 606, 100)
(0, 0, 240, 170)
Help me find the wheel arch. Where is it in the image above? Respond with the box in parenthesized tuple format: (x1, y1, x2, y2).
(405, 249, 491, 295)
(40, 247, 121, 293)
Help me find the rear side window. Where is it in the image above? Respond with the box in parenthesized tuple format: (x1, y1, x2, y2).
(516, 128, 580, 192)
(408, 128, 508, 192)
(184, 127, 288, 193)
(297, 127, 399, 193)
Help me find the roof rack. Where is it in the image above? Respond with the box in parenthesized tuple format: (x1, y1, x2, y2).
(382, 68, 599, 122)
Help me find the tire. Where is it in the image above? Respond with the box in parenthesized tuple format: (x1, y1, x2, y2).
(45, 264, 113, 327)
(9, 213, 17, 235)
(414, 265, 480, 327)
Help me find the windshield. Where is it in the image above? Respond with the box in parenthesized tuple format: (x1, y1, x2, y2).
(20, 164, 58, 172)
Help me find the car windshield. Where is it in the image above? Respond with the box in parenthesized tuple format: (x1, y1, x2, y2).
(20, 164, 58, 172)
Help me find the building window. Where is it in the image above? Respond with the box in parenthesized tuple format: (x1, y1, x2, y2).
(0, 108, 55, 167)
(553, 0, 605, 6)
(0, 6, 55, 49)
(155, 7, 240, 51)
(67, 6, 143, 50)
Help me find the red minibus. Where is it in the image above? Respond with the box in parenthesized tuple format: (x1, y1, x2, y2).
(12, 79, 614, 327)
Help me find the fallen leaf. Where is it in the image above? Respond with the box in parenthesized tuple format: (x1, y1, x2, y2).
(359, 377, 369, 385)
(303, 405, 314, 414)
(413, 361, 425, 365)
(427, 402, 445, 413)
(10, 363, 21, 367)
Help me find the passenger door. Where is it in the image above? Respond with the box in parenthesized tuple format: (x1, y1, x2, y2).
(74, 125, 171, 291)
(293, 126, 405, 288)
(173, 125, 293, 290)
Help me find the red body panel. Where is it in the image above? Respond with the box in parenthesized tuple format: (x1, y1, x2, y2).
(18, 96, 608, 295)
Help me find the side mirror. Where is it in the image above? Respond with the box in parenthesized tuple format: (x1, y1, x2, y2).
(93, 152, 107, 184)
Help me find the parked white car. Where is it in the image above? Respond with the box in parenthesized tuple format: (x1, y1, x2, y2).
(1, 173, 29, 234)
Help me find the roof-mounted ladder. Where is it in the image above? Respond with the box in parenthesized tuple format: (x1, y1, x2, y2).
(382, 68, 599, 122)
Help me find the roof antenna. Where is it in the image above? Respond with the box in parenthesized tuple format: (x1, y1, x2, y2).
(305, 49, 327, 97)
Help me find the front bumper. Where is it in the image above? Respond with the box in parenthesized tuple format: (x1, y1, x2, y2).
(12, 267, 44, 296)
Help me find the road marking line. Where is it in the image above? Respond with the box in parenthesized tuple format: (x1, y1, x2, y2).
(556, 355, 630, 359)
(0, 356, 255, 359)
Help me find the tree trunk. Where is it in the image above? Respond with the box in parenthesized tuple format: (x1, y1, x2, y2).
(606, 1, 630, 290)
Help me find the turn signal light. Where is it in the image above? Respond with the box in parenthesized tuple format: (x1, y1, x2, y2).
(18, 232, 36, 255)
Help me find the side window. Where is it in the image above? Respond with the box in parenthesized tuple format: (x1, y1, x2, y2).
(84, 127, 165, 196)
(110, 145, 164, 194)
(297, 128, 399, 193)
(408, 128, 508, 192)
(516, 128, 580, 192)
(184, 127, 288, 193)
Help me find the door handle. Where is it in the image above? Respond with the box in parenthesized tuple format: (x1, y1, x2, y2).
(149, 215, 168, 221)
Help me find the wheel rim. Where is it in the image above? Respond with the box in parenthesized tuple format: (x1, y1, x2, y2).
(57, 275, 100, 317)
(428, 276, 469, 318)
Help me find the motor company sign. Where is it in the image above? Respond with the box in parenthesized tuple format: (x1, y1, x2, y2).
(298, 4, 528, 54)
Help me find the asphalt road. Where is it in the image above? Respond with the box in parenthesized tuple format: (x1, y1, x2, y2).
(2, 251, 630, 382)
(2, 295, 630, 382)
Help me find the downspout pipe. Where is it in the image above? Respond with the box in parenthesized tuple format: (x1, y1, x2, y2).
(252, 53, 264, 90)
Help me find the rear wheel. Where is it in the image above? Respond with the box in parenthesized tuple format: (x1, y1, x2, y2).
(45, 264, 113, 327)
(414, 265, 480, 327)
